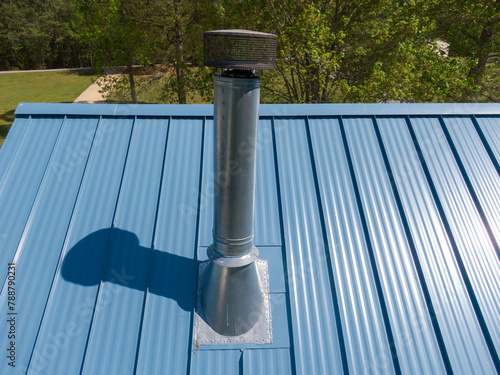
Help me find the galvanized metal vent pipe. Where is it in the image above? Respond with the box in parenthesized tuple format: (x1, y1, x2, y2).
(200, 30, 277, 336)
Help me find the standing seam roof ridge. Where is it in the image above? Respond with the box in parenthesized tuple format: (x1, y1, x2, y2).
(376, 115, 493, 374)
(343, 115, 452, 373)
(471, 116, 500, 180)
(26, 115, 101, 373)
(0, 116, 61, 219)
(300, 121, 334, 371)
(0, 115, 30, 189)
(26, 117, 134, 375)
(274, 117, 343, 374)
(309, 116, 397, 374)
(372, 115, 453, 374)
(439, 115, 500, 367)
(405, 117, 500, 373)
(139, 118, 202, 373)
(437, 116, 500, 264)
(77, 116, 137, 374)
(4, 116, 99, 374)
(185, 117, 206, 375)
(6, 116, 63, 373)
(0, 116, 62, 288)
(132, 115, 172, 374)
(270, 116, 297, 375)
(80, 118, 170, 374)
(255, 118, 282, 246)
(198, 118, 214, 247)
(338, 116, 402, 375)
(305, 116, 350, 375)
(0, 116, 65, 270)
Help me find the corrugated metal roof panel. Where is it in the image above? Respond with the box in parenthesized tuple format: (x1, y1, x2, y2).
(342, 116, 446, 374)
(376, 116, 494, 374)
(198, 118, 214, 247)
(274, 117, 345, 375)
(0, 115, 29, 184)
(135, 118, 204, 375)
(410, 116, 500, 365)
(190, 350, 241, 374)
(81, 118, 169, 375)
(443, 116, 500, 248)
(243, 348, 292, 374)
(1, 116, 99, 374)
(28, 117, 134, 375)
(1, 103, 499, 374)
(0, 116, 62, 285)
(254, 118, 282, 246)
(476, 117, 500, 169)
(309, 117, 395, 375)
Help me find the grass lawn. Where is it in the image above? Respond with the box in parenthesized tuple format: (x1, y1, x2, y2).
(106, 70, 212, 105)
(0, 69, 96, 148)
(105, 68, 282, 104)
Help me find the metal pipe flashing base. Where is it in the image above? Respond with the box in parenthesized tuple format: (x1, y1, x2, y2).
(201, 258, 264, 336)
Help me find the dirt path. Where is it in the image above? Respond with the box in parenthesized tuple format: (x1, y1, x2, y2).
(73, 77, 109, 103)
(74, 68, 123, 103)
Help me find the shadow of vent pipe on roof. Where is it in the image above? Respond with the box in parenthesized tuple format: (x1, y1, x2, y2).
(61, 228, 199, 312)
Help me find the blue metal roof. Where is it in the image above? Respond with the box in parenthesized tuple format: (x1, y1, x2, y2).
(1, 103, 500, 374)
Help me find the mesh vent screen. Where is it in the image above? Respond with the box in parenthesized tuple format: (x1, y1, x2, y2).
(204, 30, 277, 70)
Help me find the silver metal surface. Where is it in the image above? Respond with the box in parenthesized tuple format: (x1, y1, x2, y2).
(203, 29, 277, 70)
(196, 260, 272, 344)
(200, 260, 264, 336)
(212, 75, 260, 258)
(206, 244, 259, 267)
(198, 74, 266, 337)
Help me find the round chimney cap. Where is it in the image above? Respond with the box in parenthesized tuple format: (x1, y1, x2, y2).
(203, 29, 277, 70)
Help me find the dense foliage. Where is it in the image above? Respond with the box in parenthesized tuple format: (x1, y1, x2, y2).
(0, 0, 87, 69)
(0, 0, 498, 103)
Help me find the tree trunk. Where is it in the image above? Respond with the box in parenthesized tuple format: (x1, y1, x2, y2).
(173, 0, 187, 104)
(121, 2, 137, 104)
(464, 27, 494, 101)
(128, 62, 138, 104)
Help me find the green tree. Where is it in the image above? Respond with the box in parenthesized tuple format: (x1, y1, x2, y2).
(77, 0, 155, 103)
(429, 0, 500, 101)
(219, 0, 362, 103)
(272, 3, 345, 103)
(140, 0, 213, 104)
(0, 0, 90, 70)
(217, 0, 487, 103)
(343, 0, 474, 102)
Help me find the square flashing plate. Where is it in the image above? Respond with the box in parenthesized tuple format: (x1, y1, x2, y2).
(194, 259, 272, 345)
